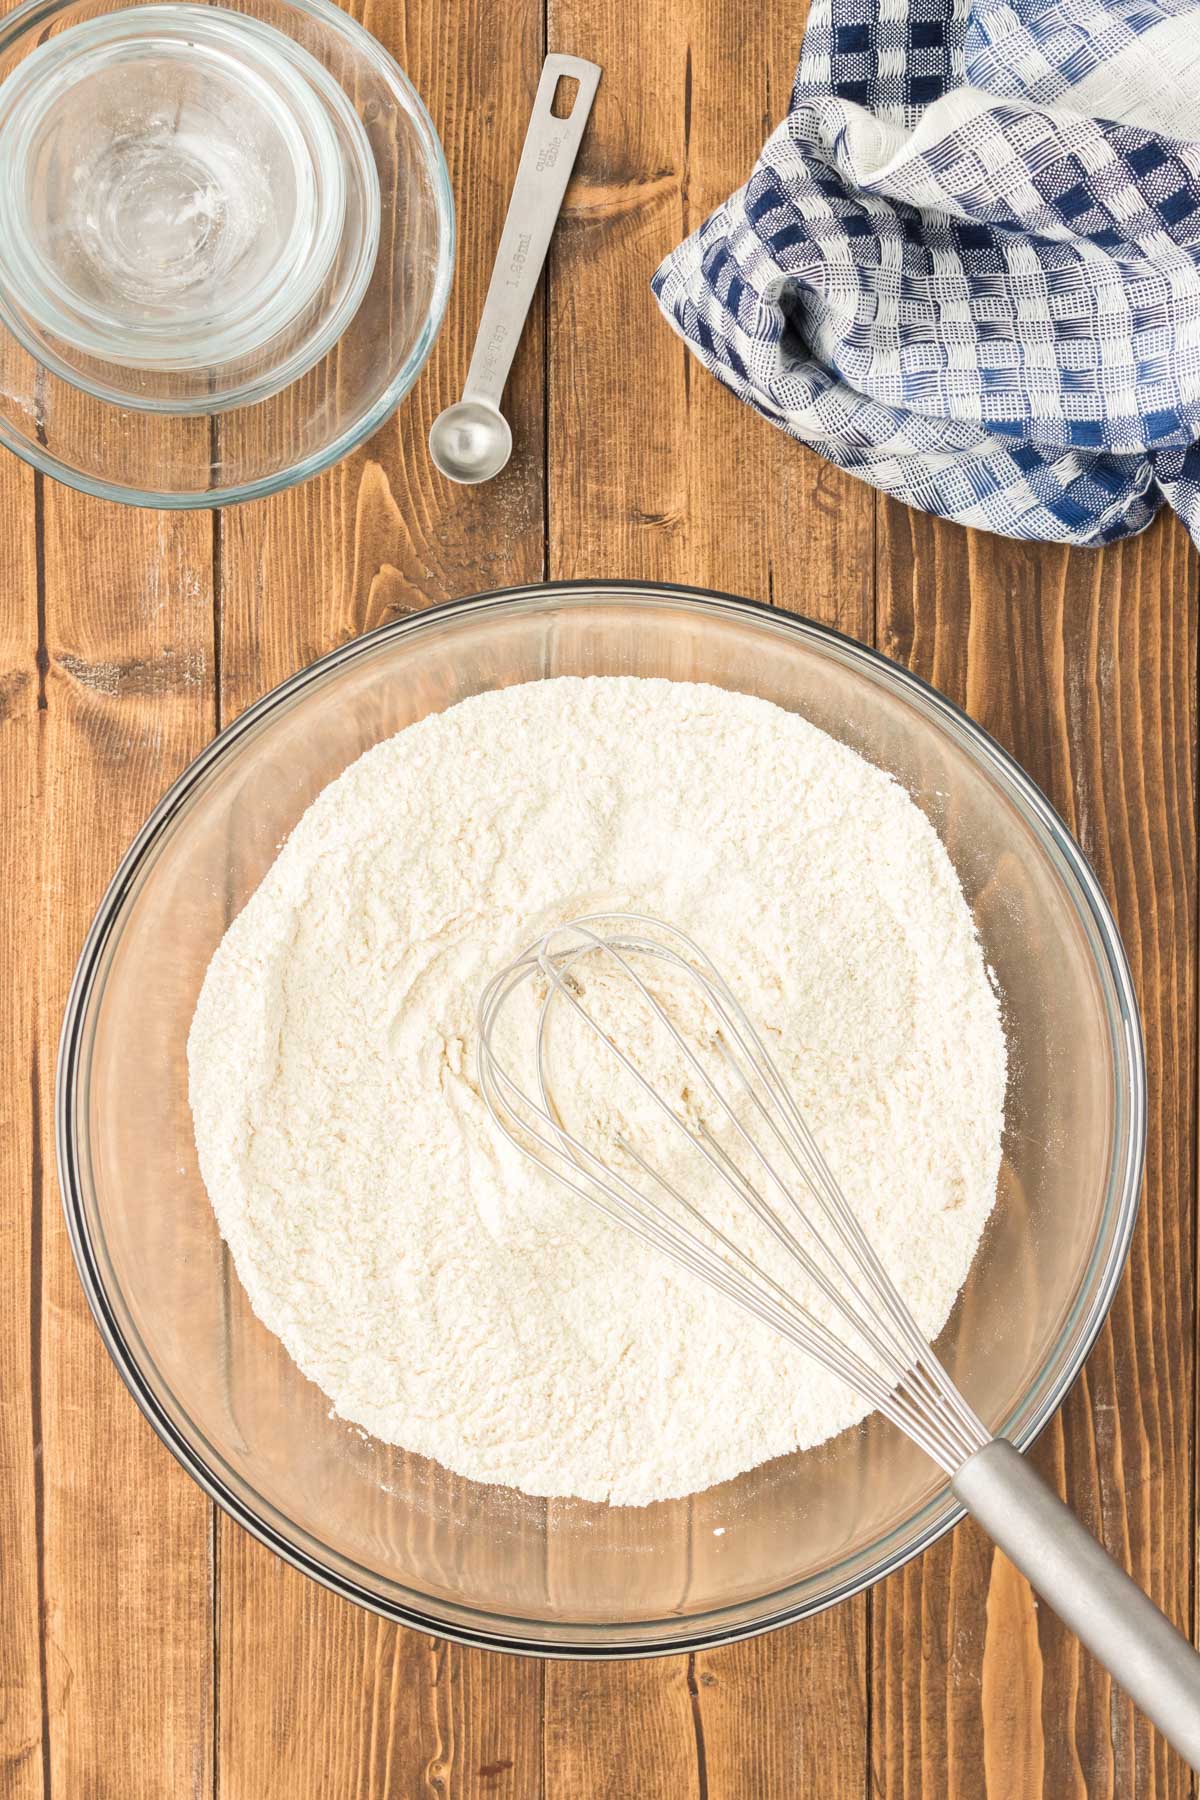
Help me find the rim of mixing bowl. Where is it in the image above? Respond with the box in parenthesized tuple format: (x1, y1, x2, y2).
(0, 0, 454, 507)
(56, 581, 1146, 1657)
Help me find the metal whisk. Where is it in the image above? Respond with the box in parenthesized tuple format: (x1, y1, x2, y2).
(479, 913, 1200, 1766)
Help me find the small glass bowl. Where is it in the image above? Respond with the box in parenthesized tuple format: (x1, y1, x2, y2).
(57, 584, 1145, 1656)
(0, 0, 453, 504)
(0, 6, 381, 406)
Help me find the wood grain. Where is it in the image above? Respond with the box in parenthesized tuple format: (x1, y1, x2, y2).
(0, 453, 43, 1800)
(542, 0, 874, 1790)
(543, 1659, 702, 1797)
(34, 463, 217, 1799)
(874, 502, 1198, 1797)
(693, 1628, 868, 1798)
(211, 0, 548, 1793)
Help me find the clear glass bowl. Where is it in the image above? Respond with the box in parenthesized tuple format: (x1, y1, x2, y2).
(57, 584, 1145, 1656)
(0, 0, 452, 505)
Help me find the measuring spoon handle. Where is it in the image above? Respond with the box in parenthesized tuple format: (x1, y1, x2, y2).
(463, 53, 601, 410)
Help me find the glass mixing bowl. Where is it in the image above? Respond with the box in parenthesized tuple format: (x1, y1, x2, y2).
(0, 0, 452, 506)
(57, 583, 1144, 1655)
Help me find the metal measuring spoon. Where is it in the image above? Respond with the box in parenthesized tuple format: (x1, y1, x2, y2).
(429, 53, 601, 484)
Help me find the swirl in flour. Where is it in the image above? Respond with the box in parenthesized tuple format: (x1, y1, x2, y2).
(188, 677, 1006, 1505)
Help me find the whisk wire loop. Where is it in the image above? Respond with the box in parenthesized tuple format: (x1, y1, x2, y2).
(478, 913, 989, 1473)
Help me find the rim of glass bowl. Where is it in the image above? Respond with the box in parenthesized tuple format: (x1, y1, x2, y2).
(56, 582, 1146, 1658)
(0, 0, 453, 507)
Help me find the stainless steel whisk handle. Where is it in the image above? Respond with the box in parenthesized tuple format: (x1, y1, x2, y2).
(953, 1439, 1200, 1767)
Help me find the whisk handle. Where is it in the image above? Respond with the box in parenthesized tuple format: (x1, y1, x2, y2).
(952, 1438, 1200, 1768)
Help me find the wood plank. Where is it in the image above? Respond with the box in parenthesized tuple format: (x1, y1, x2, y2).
(218, 1535, 542, 1800)
(212, 0, 547, 1792)
(695, 1628, 868, 1798)
(873, 504, 1198, 1797)
(543, 1659, 700, 1797)
(36, 457, 217, 1795)
(0, 450, 44, 1800)
(543, 0, 874, 1790)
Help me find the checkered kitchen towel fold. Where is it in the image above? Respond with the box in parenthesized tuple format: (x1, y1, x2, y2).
(652, 0, 1200, 548)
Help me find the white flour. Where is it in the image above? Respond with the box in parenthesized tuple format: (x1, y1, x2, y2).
(189, 677, 1006, 1506)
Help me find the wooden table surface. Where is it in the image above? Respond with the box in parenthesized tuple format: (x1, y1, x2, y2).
(2, 0, 1198, 1794)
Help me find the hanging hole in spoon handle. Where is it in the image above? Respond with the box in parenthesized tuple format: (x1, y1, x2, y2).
(429, 53, 601, 484)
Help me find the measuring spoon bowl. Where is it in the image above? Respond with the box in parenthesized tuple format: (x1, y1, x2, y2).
(428, 399, 513, 483)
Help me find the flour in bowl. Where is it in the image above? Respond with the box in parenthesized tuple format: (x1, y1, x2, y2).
(188, 677, 1006, 1505)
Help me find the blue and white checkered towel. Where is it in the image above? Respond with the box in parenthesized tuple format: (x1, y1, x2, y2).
(652, 0, 1200, 548)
